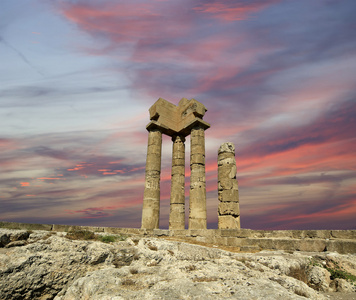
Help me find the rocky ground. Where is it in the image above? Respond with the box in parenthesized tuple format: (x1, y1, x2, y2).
(0, 228, 355, 300)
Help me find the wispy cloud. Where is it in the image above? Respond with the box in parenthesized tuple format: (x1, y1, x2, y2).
(194, 0, 280, 21)
(1, 0, 355, 229)
(0, 35, 45, 76)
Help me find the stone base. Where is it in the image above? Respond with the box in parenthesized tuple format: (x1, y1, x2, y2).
(189, 218, 207, 230)
(218, 215, 240, 229)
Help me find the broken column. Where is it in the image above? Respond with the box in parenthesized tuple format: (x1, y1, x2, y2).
(189, 124, 207, 229)
(141, 128, 162, 229)
(169, 135, 186, 230)
(218, 142, 240, 229)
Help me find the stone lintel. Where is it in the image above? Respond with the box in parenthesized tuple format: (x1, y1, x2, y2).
(146, 118, 210, 138)
(149, 98, 178, 131)
(147, 98, 210, 137)
(178, 97, 207, 119)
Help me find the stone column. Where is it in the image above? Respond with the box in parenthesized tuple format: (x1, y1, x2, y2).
(141, 129, 162, 229)
(189, 125, 207, 229)
(169, 135, 186, 230)
(218, 142, 240, 229)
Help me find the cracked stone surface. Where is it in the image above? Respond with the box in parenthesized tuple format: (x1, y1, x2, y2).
(1, 228, 355, 300)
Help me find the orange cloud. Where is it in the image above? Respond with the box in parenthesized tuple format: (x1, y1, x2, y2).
(130, 167, 145, 172)
(115, 170, 125, 174)
(67, 167, 83, 171)
(20, 182, 30, 187)
(109, 160, 124, 164)
(67, 163, 89, 171)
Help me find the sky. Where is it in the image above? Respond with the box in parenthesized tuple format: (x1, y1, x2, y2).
(1, 0, 355, 230)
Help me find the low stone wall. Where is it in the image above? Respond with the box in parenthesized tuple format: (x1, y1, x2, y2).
(166, 229, 356, 254)
(1, 221, 355, 254)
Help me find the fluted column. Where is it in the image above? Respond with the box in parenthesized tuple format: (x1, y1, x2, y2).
(169, 135, 186, 230)
(141, 129, 162, 229)
(189, 125, 207, 229)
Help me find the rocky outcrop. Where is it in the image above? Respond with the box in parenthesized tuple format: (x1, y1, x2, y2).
(1, 228, 355, 299)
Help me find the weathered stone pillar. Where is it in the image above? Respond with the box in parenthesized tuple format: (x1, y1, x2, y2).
(169, 135, 186, 230)
(189, 125, 207, 229)
(218, 142, 240, 229)
(141, 129, 162, 229)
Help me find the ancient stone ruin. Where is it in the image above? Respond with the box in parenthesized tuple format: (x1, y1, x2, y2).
(218, 142, 240, 229)
(141, 98, 240, 230)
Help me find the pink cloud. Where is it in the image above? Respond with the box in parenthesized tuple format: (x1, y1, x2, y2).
(236, 139, 356, 189)
(261, 196, 356, 229)
(115, 170, 125, 173)
(109, 160, 124, 164)
(67, 166, 84, 171)
(58, 0, 282, 100)
(130, 166, 145, 172)
(194, 0, 281, 21)
(0, 138, 19, 150)
(60, 1, 190, 47)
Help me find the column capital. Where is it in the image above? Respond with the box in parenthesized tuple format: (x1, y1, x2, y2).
(180, 118, 210, 137)
(172, 135, 186, 143)
(146, 120, 175, 136)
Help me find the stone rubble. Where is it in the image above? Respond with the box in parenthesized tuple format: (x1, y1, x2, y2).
(1, 228, 355, 300)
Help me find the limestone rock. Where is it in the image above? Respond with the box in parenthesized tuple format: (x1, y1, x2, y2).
(1, 229, 356, 300)
(308, 266, 331, 291)
(331, 278, 356, 293)
(0, 229, 30, 247)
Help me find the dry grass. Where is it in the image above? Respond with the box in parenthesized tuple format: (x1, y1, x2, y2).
(130, 268, 138, 274)
(193, 277, 218, 282)
(66, 230, 96, 240)
(147, 243, 158, 251)
(65, 230, 128, 243)
(287, 265, 309, 284)
(185, 265, 196, 271)
(121, 278, 136, 286)
(132, 238, 140, 245)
